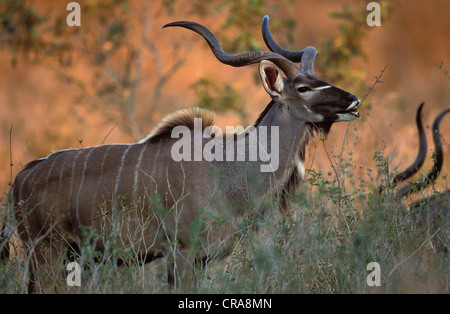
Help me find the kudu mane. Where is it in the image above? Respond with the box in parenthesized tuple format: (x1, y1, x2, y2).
(145, 102, 279, 143)
(141, 107, 216, 143)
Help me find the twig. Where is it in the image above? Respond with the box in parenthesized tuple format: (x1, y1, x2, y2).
(339, 121, 353, 165)
(322, 141, 353, 235)
(336, 65, 387, 194)
(387, 222, 448, 280)
(101, 122, 119, 145)
(304, 144, 317, 180)
(9, 124, 13, 186)
(360, 65, 387, 106)
(435, 61, 450, 80)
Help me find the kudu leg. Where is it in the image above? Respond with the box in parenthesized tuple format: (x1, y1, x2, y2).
(28, 239, 68, 293)
(165, 248, 203, 290)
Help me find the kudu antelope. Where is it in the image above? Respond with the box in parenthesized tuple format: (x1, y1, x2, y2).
(3, 16, 360, 292)
(386, 104, 449, 253)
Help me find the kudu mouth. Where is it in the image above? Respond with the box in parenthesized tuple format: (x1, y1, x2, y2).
(311, 90, 361, 122)
(336, 95, 361, 121)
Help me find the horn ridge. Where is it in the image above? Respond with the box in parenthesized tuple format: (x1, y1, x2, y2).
(162, 20, 302, 82)
(261, 15, 304, 63)
(425, 107, 450, 182)
(262, 15, 317, 75)
(299, 46, 318, 75)
(393, 102, 427, 183)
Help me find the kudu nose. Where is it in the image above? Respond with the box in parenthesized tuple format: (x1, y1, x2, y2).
(345, 94, 360, 111)
(347, 94, 359, 104)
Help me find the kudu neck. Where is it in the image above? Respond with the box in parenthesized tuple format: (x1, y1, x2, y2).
(255, 100, 305, 146)
(209, 100, 309, 212)
(252, 100, 307, 191)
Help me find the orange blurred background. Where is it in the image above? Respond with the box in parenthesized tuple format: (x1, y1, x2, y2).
(1, 0, 449, 196)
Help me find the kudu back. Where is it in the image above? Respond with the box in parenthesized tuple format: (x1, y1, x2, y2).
(4, 16, 361, 291)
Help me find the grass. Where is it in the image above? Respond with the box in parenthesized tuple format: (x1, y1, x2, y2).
(0, 134, 448, 294)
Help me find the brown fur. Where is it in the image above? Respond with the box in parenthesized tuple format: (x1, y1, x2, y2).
(279, 124, 313, 212)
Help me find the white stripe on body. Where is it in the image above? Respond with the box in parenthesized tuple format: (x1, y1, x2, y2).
(113, 145, 132, 202)
(75, 148, 94, 226)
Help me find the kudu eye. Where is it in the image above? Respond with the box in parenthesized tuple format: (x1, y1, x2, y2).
(297, 86, 310, 93)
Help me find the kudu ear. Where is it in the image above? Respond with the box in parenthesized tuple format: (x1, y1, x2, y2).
(259, 60, 284, 98)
